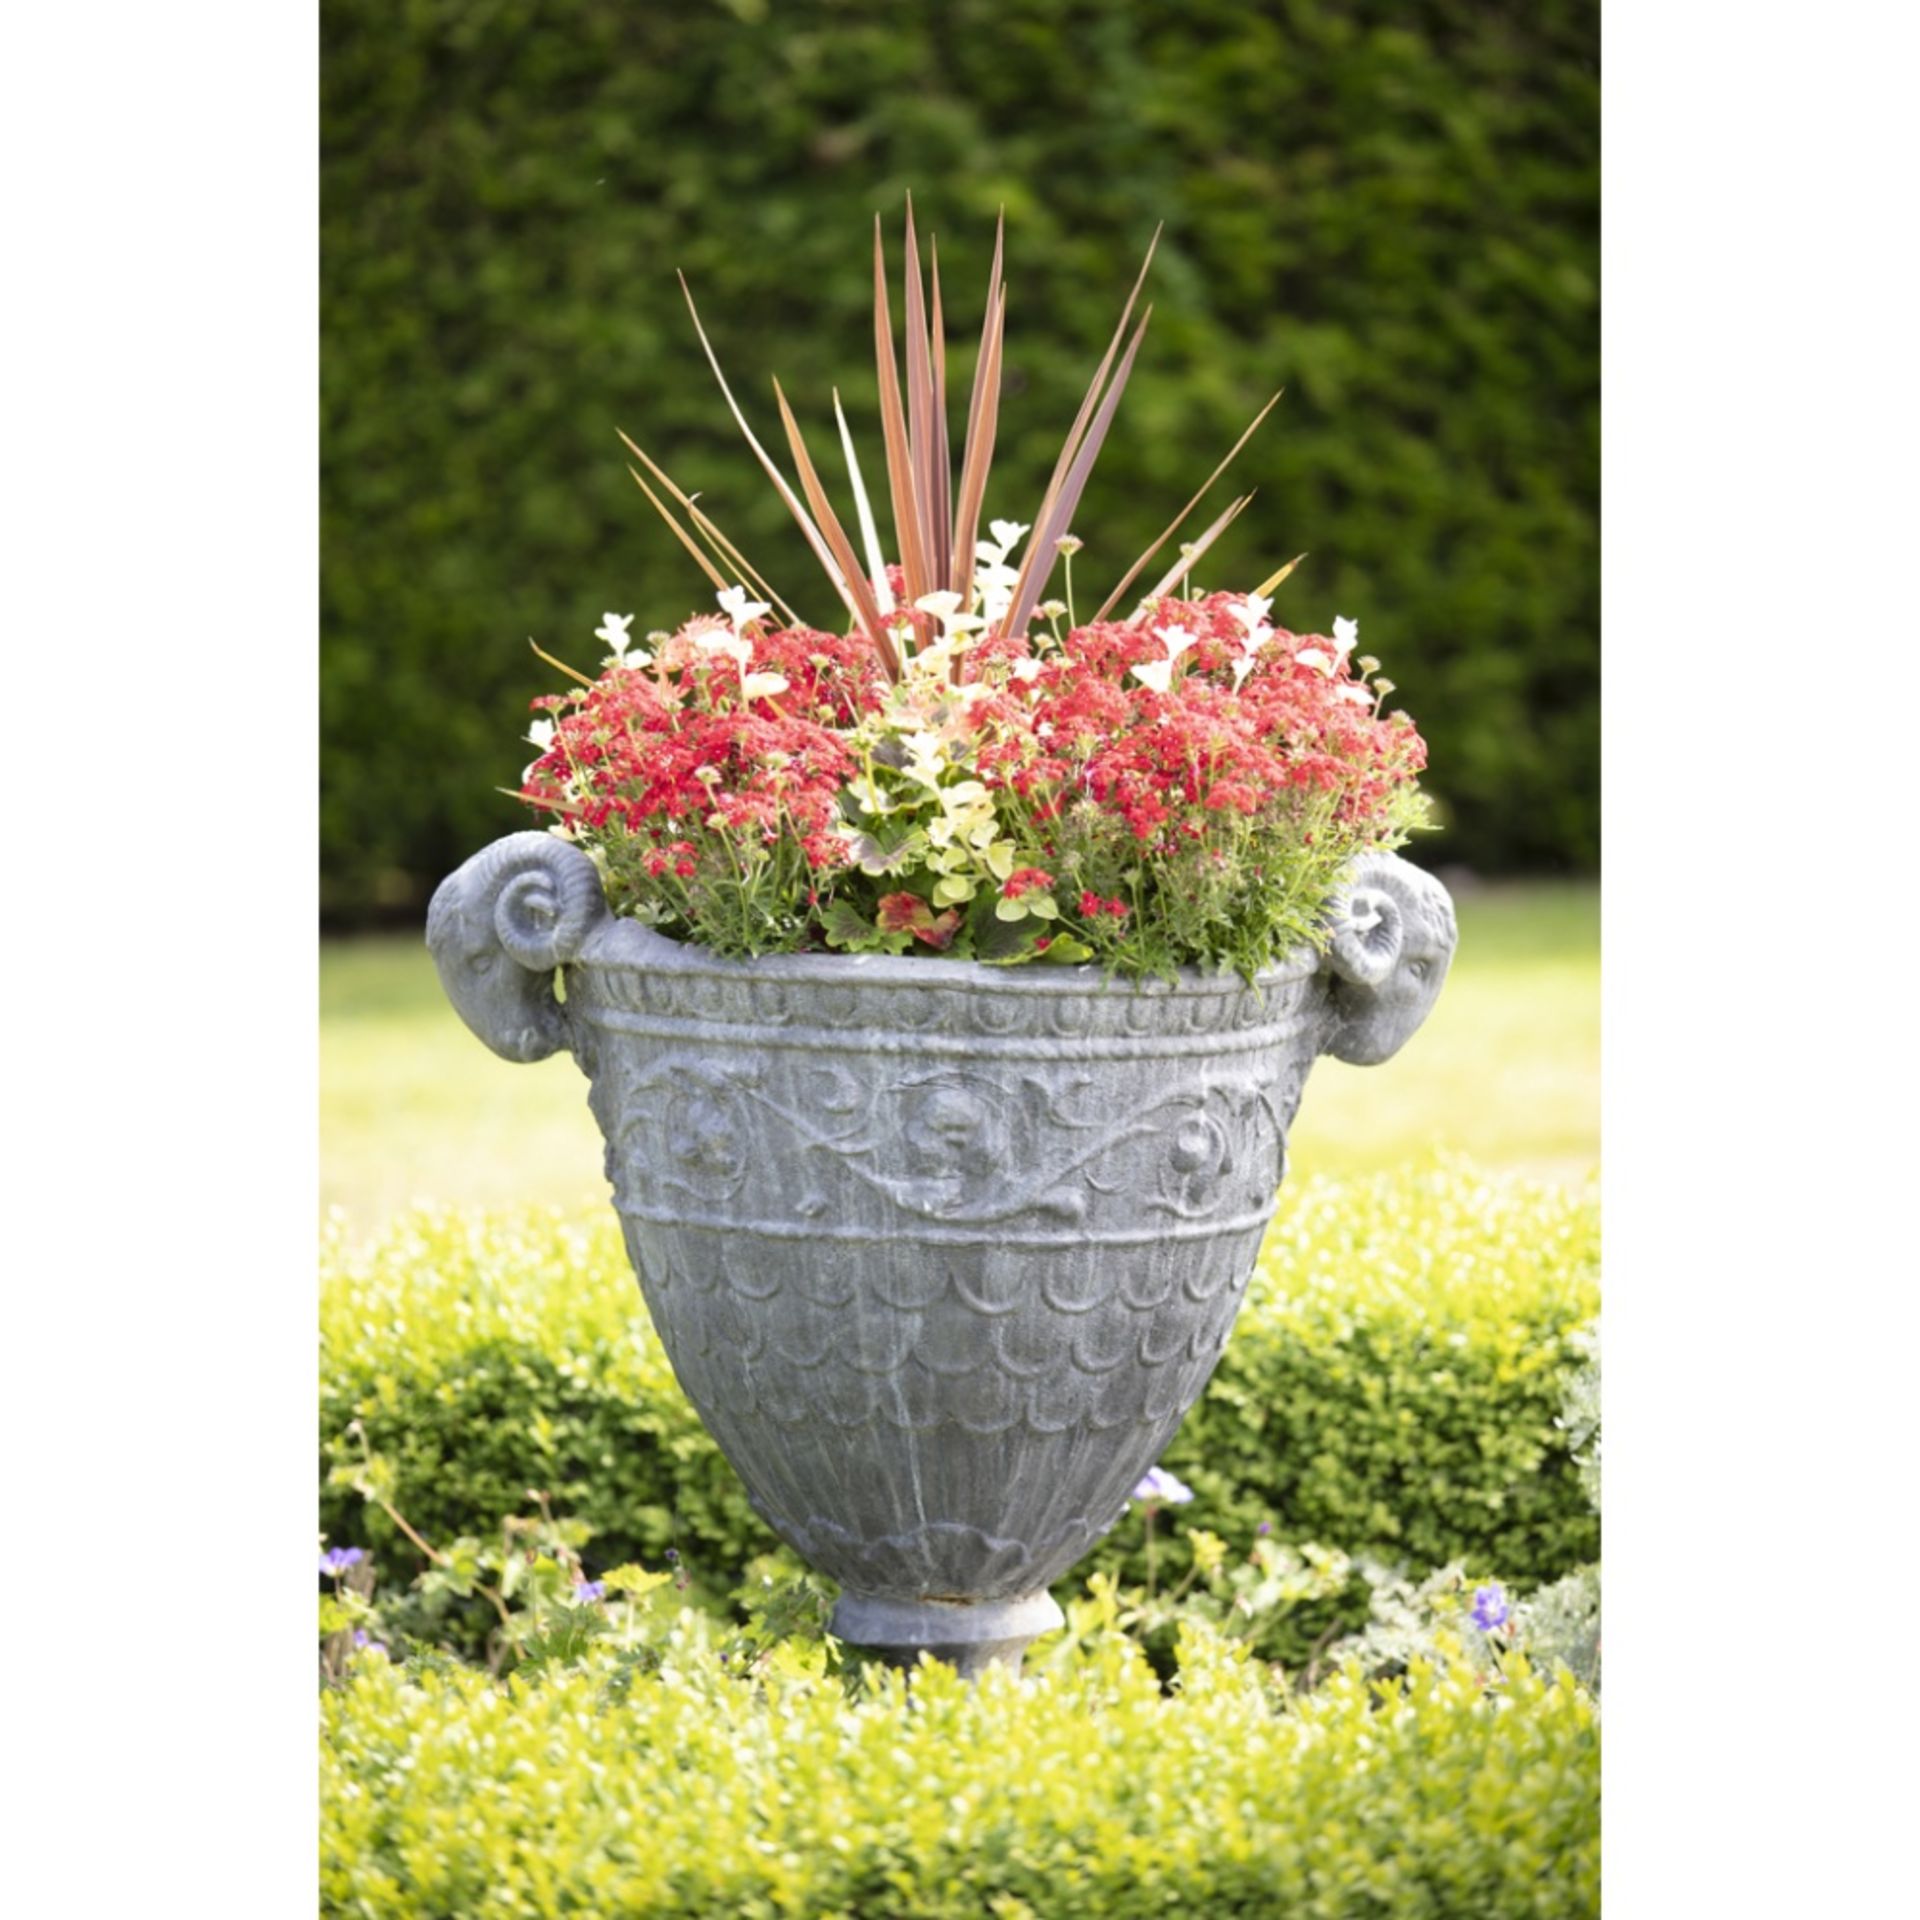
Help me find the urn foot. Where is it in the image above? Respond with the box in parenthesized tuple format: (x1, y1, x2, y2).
(832, 1590, 1065, 1681)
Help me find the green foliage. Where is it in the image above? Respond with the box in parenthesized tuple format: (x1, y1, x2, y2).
(321, 1619, 1598, 1917)
(1559, 1319, 1601, 1511)
(1170, 1165, 1601, 1596)
(319, 1209, 762, 1619)
(1515, 1564, 1601, 1692)
(322, 0, 1598, 919)
(321, 1166, 1599, 1659)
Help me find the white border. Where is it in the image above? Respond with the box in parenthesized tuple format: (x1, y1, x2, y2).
(7, 0, 1917, 1908)
(5, 4, 317, 1906)
(1606, 2, 1915, 1909)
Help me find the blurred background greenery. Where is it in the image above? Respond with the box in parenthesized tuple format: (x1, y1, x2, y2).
(322, 0, 1598, 923)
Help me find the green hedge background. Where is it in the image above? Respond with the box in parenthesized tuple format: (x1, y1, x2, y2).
(322, 0, 1597, 921)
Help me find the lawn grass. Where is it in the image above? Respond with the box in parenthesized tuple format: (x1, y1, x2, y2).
(320, 881, 1597, 1222)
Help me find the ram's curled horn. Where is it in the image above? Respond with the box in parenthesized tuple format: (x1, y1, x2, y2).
(1326, 865, 1407, 989)
(427, 833, 609, 1064)
(1318, 853, 1458, 1069)
(488, 834, 606, 971)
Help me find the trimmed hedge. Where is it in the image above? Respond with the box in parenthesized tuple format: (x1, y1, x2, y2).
(321, 0, 1599, 918)
(321, 1626, 1599, 1917)
(321, 1165, 1599, 1622)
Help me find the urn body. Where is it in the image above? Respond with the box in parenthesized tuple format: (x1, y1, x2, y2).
(428, 836, 1455, 1671)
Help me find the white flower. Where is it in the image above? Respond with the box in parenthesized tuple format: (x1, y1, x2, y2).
(1337, 683, 1375, 706)
(717, 584, 771, 629)
(1155, 622, 1199, 661)
(1130, 658, 1174, 694)
(906, 638, 958, 684)
(1232, 592, 1274, 635)
(525, 718, 555, 752)
(740, 672, 790, 701)
(1229, 592, 1274, 658)
(972, 559, 1020, 627)
(1332, 615, 1359, 658)
(1010, 658, 1043, 684)
(701, 630, 752, 669)
(989, 518, 1030, 552)
(594, 612, 635, 652)
(915, 591, 986, 635)
(1295, 646, 1332, 675)
(905, 730, 949, 780)
(1230, 656, 1255, 691)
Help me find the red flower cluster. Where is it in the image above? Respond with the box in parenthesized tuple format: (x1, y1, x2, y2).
(643, 840, 698, 880)
(973, 592, 1426, 848)
(519, 622, 886, 871)
(515, 590, 1427, 968)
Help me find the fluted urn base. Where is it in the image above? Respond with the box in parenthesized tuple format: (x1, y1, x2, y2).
(832, 1589, 1066, 1680)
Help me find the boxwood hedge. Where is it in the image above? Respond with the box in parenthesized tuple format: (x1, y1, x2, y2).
(320, 1625, 1599, 1917)
(321, 1164, 1599, 1631)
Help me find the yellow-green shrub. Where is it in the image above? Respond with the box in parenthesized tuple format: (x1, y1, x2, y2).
(1176, 1165, 1601, 1584)
(320, 1625, 1599, 1918)
(320, 1165, 1599, 1636)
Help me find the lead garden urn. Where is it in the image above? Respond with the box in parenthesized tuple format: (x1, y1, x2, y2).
(428, 830, 1455, 1674)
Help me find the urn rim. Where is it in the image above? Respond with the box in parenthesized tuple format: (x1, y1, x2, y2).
(575, 906, 1321, 998)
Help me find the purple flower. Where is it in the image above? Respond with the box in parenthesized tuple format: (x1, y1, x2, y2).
(320, 1547, 366, 1577)
(351, 1629, 389, 1656)
(1256, 1520, 1272, 1537)
(1131, 1465, 1195, 1506)
(665, 1547, 680, 1564)
(574, 1580, 607, 1603)
(1471, 1584, 1511, 1632)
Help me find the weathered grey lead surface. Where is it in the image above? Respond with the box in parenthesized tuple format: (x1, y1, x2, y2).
(430, 833, 1455, 1674)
